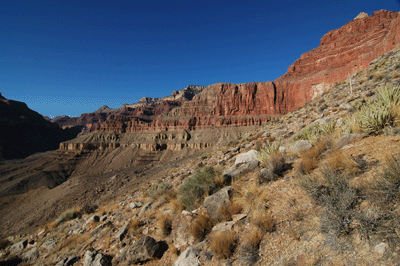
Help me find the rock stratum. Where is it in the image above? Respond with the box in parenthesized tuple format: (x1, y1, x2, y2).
(58, 10, 400, 150)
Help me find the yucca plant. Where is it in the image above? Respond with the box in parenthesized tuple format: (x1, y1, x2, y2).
(353, 86, 400, 133)
(257, 139, 281, 163)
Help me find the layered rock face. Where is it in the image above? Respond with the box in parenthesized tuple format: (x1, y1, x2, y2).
(59, 10, 400, 149)
(274, 10, 400, 111)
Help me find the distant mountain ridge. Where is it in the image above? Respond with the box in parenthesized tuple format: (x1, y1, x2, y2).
(0, 94, 80, 160)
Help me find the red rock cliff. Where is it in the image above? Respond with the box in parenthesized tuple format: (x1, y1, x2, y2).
(57, 10, 400, 133)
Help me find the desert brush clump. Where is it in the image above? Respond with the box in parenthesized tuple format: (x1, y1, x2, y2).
(298, 163, 361, 239)
(209, 230, 237, 259)
(350, 86, 400, 134)
(178, 166, 222, 211)
(189, 211, 213, 241)
(257, 139, 281, 163)
(293, 121, 337, 144)
(239, 228, 263, 265)
(157, 213, 173, 237)
(258, 153, 290, 183)
(251, 209, 275, 233)
(296, 141, 328, 175)
(57, 208, 81, 224)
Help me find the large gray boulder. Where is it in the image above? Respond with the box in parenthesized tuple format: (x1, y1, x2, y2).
(173, 247, 200, 266)
(290, 140, 312, 153)
(83, 250, 113, 266)
(336, 133, 367, 148)
(203, 186, 234, 222)
(10, 239, 27, 254)
(171, 211, 196, 249)
(122, 236, 168, 264)
(235, 150, 259, 165)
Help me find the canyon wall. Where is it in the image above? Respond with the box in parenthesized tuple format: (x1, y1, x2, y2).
(60, 10, 400, 150)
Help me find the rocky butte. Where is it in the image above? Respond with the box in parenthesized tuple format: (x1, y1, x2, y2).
(59, 10, 400, 151)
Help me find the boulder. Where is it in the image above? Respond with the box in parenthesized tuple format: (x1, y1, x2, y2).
(203, 186, 234, 222)
(22, 247, 39, 261)
(115, 222, 129, 242)
(173, 247, 200, 266)
(55, 256, 80, 266)
(235, 150, 259, 165)
(223, 160, 259, 182)
(40, 238, 56, 253)
(10, 239, 27, 254)
(171, 212, 196, 249)
(122, 236, 168, 264)
(83, 250, 113, 266)
(337, 133, 367, 148)
(290, 140, 312, 153)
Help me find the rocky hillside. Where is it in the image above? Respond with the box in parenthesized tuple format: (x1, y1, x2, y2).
(0, 94, 80, 160)
(1, 36, 400, 265)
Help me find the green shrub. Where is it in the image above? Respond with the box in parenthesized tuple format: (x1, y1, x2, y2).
(351, 86, 400, 134)
(257, 140, 281, 163)
(58, 208, 80, 223)
(179, 166, 222, 211)
(293, 121, 336, 143)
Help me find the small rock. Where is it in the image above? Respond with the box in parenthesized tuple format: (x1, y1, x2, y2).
(40, 238, 56, 253)
(84, 250, 113, 266)
(374, 242, 388, 255)
(128, 202, 142, 209)
(122, 236, 168, 264)
(138, 202, 153, 217)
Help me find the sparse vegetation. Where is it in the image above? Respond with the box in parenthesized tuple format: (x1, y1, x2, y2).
(57, 208, 81, 223)
(209, 230, 237, 259)
(179, 166, 222, 211)
(189, 211, 213, 241)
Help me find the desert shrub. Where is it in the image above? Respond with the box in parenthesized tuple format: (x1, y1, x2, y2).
(157, 213, 173, 237)
(352, 86, 400, 133)
(257, 140, 281, 163)
(296, 141, 327, 175)
(209, 230, 237, 259)
(367, 153, 400, 203)
(299, 166, 359, 237)
(179, 166, 222, 211)
(0, 239, 11, 250)
(239, 229, 263, 265)
(57, 208, 80, 223)
(252, 209, 275, 233)
(293, 121, 336, 144)
(259, 153, 291, 183)
(190, 211, 213, 241)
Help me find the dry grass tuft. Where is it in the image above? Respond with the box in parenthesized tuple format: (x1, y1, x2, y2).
(252, 209, 275, 233)
(209, 230, 237, 259)
(190, 211, 213, 241)
(157, 213, 173, 237)
(129, 218, 144, 236)
(296, 141, 327, 175)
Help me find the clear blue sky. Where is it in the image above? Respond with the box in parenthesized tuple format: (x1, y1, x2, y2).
(1, 0, 400, 118)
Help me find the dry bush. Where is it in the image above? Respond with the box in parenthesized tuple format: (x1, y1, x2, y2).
(44, 221, 59, 233)
(259, 153, 291, 183)
(190, 211, 213, 241)
(98, 203, 119, 216)
(234, 182, 270, 214)
(322, 149, 359, 174)
(167, 198, 185, 215)
(58, 207, 81, 223)
(252, 209, 275, 233)
(129, 218, 144, 236)
(157, 213, 173, 237)
(55, 233, 90, 253)
(239, 228, 263, 265)
(296, 141, 327, 175)
(209, 230, 237, 259)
